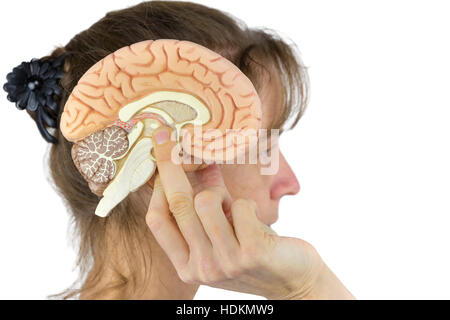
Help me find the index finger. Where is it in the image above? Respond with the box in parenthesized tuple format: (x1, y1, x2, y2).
(151, 126, 211, 252)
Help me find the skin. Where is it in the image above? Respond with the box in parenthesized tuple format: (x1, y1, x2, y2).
(140, 72, 355, 300)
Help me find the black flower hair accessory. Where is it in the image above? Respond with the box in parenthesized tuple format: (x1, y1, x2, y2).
(3, 55, 66, 143)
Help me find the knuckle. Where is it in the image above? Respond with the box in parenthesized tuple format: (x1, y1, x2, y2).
(167, 192, 193, 217)
(194, 189, 220, 210)
(246, 198, 258, 209)
(197, 257, 215, 279)
(232, 198, 247, 208)
(222, 262, 243, 279)
(178, 269, 196, 284)
(145, 209, 163, 232)
(195, 256, 223, 284)
(232, 198, 257, 212)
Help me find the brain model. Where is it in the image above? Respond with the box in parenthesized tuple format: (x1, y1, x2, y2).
(60, 39, 262, 217)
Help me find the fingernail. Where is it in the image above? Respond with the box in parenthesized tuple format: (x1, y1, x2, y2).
(154, 128, 169, 145)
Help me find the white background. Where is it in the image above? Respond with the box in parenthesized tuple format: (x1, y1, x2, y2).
(0, 0, 449, 300)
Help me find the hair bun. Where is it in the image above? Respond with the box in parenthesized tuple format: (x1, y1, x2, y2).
(3, 54, 66, 143)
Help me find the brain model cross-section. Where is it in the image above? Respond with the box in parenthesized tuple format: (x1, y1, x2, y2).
(60, 39, 262, 217)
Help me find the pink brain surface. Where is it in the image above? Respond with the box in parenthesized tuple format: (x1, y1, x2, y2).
(60, 39, 262, 158)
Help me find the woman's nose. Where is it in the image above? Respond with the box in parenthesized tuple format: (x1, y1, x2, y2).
(270, 153, 300, 200)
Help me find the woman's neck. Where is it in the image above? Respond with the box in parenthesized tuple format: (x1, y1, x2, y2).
(79, 232, 198, 300)
(142, 237, 199, 299)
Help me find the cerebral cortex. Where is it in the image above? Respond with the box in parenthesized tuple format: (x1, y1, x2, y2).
(61, 39, 263, 216)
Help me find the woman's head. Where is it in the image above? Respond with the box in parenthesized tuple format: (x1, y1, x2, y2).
(46, 1, 309, 298)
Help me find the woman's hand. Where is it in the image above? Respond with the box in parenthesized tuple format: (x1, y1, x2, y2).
(145, 126, 354, 299)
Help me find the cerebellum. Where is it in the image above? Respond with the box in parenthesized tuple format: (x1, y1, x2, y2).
(71, 126, 129, 195)
(60, 39, 262, 217)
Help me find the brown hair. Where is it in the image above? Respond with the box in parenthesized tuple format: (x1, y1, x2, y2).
(45, 1, 309, 299)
